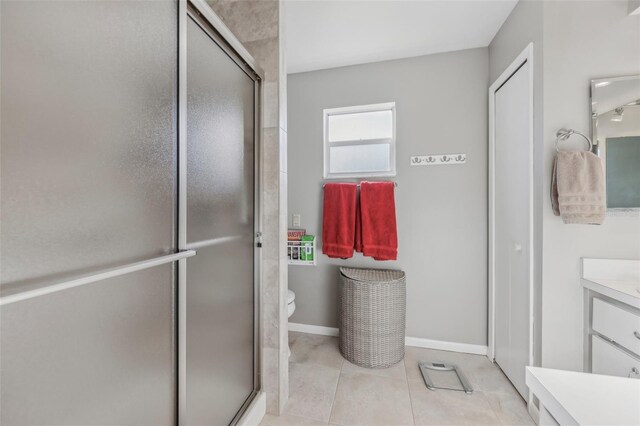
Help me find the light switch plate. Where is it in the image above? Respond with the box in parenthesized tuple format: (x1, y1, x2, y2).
(292, 214, 301, 227)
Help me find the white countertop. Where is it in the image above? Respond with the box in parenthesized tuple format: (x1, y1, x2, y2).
(581, 258, 640, 308)
(526, 367, 640, 426)
(581, 278, 640, 309)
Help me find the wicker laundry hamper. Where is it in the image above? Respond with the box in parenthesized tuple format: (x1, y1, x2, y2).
(338, 267, 406, 368)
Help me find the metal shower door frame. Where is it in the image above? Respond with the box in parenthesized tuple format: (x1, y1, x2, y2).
(177, 1, 264, 424)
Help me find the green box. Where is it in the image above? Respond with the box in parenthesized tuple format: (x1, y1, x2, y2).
(301, 235, 315, 262)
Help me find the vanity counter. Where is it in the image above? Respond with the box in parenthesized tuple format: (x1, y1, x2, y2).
(526, 367, 640, 425)
(581, 258, 640, 308)
(581, 278, 640, 309)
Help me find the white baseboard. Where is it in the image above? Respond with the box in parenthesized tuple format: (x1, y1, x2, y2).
(288, 322, 488, 356)
(288, 322, 339, 336)
(237, 391, 266, 426)
(404, 336, 487, 355)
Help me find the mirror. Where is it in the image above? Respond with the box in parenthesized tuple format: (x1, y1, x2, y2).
(591, 75, 640, 212)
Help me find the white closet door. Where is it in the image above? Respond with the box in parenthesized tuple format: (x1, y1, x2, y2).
(494, 60, 531, 400)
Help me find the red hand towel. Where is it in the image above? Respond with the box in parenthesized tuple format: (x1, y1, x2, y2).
(355, 191, 362, 253)
(322, 183, 357, 258)
(357, 181, 398, 261)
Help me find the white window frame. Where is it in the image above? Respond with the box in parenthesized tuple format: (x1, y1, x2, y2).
(323, 102, 396, 179)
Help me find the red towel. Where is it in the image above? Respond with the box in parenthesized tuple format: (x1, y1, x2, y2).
(322, 183, 357, 258)
(356, 181, 398, 260)
(355, 192, 362, 253)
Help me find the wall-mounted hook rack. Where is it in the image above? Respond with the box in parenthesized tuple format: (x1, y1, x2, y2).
(410, 153, 466, 166)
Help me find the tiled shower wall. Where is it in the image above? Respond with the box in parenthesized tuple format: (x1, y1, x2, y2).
(206, 0, 288, 414)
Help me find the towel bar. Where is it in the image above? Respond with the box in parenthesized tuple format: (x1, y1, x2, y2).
(322, 182, 398, 188)
(555, 128, 593, 153)
(0, 250, 197, 306)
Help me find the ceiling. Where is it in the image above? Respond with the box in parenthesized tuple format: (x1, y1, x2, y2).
(284, 0, 519, 74)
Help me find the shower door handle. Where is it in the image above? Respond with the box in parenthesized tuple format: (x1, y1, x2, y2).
(0, 250, 196, 306)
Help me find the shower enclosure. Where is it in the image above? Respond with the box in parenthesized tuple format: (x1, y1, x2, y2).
(0, 0, 262, 424)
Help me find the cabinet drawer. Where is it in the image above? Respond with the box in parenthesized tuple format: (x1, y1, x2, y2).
(592, 298, 640, 356)
(592, 335, 640, 378)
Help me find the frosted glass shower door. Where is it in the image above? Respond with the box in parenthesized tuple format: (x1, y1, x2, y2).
(0, 0, 178, 424)
(184, 12, 258, 425)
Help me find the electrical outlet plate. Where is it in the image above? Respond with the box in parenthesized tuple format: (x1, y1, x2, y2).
(410, 154, 466, 166)
(292, 214, 301, 227)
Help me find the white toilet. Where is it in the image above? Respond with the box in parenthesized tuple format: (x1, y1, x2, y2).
(287, 289, 296, 318)
(287, 290, 296, 357)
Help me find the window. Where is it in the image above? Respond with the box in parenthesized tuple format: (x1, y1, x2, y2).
(323, 102, 396, 179)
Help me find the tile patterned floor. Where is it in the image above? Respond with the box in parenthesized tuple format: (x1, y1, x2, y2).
(260, 332, 534, 426)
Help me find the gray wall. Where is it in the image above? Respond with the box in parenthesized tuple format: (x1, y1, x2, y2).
(540, 0, 640, 371)
(490, 0, 640, 372)
(488, 0, 544, 369)
(288, 48, 489, 346)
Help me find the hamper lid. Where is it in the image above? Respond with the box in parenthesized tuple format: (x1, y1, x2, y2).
(339, 267, 405, 283)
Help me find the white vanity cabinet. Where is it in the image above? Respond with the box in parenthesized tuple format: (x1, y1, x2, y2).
(592, 335, 640, 378)
(582, 258, 640, 379)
